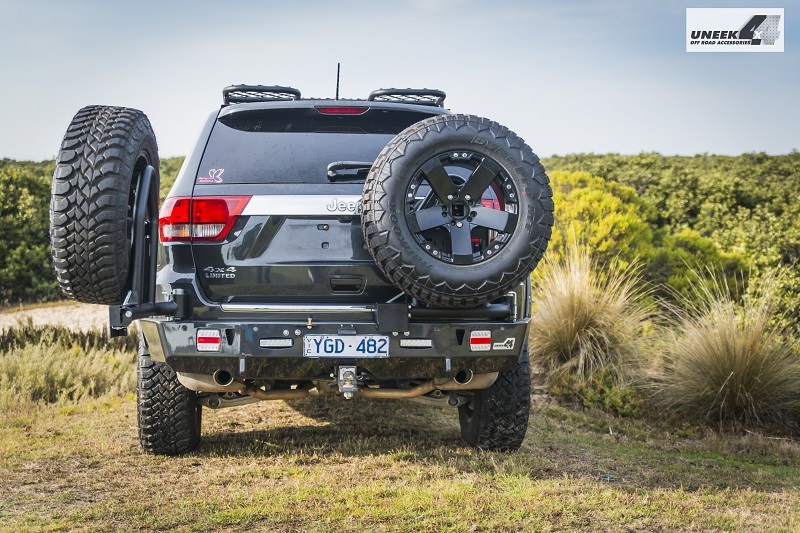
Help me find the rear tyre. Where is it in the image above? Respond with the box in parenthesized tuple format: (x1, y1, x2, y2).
(362, 114, 553, 307)
(137, 355, 202, 455)
(50, 106, 159, 304)
(458, 348, 531, 451)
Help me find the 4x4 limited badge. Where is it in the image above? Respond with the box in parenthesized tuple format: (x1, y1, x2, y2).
(326, 198, 362, 215)
(203, 266, 236, 279)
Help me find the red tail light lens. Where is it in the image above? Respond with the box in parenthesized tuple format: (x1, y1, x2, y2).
(191, 196, 251, 242)
(314, 106, 368, 115)
(159, 197, 191, 241)
(159, 196, 251, 243)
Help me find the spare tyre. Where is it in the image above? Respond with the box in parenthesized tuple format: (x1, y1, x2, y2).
(362, 114, 553, 308)
(50, 106, 159, 305)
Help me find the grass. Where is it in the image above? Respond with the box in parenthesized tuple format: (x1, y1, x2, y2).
(528, 245, 654, 387)
(655, 272, 800, 428)
(2, 313, 799, 530)
(0, 320, 136, 421)
(1, 395, 799, 531)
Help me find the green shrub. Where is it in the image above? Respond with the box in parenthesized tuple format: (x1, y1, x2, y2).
(548, 170, 655, 269)
(0, 164, 59, 304)
(552, 370, 643, 417)
(655, 271, 800, 428)
(648, 228, 747, 302)
(529, 243, 655, 389)
(545, 152, 800, 313)
(159, 156, 185, 200)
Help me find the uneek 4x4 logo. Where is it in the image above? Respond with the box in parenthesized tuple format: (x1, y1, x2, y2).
(686, 8, 784, 53)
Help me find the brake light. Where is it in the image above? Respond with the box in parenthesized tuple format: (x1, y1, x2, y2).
(314, 106, 369, 115)
(469, 330, 492, 352)
(196, 329, 221, 352)
(159, 196, 251, 243)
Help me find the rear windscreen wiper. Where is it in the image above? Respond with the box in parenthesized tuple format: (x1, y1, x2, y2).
(327, 161, 373, 182)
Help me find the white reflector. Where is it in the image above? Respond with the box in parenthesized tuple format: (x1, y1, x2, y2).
(399, 338, 433, 348)
(196, 329, 221, 352)
(259, 338, 293, 348)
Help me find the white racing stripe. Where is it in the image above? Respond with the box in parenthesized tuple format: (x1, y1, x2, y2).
(241, 195, 362, 216)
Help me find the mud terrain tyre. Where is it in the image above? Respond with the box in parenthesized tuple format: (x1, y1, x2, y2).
(137, 355, 202, 455)
(50, 106, 159, 305)
(362, 114, 553, 307)
(458, 348, 531, 451)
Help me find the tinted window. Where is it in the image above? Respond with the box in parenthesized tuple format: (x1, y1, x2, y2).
(218, 108, 434, 135)
(199, 108, 436, 184)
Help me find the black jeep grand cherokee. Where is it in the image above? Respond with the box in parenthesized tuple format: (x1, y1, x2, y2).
(50, 85, 553, 455)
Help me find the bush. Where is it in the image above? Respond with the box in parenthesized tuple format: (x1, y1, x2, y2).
(552, 370, 643, 417)
(0, 164, 59, 303)
(648, 228, 747, 302)
(654, 271, 800, 428)
(545, 152, 800, 315)
(548, 170, 655, 269)
(529, 243, 655, 390)
(0, 319, 136, 411)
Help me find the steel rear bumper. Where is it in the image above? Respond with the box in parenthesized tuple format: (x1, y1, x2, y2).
(139, 318, 529, 380)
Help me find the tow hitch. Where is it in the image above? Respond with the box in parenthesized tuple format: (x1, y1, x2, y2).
(337, 366, 359, 399)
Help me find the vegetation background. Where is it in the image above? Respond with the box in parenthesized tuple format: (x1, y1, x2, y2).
(2, 153, 800, 530)
(4, 153, 798, 307)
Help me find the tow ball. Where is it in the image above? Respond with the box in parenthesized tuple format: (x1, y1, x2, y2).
(337, 366, 359, 399)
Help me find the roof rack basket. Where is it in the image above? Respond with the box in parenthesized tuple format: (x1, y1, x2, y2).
(367, 88, 446, 108)
(223, 85, 301, 104)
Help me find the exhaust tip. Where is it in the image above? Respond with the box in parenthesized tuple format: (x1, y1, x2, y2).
(454, 369, 474, 385)
(213, 369, 234, 387)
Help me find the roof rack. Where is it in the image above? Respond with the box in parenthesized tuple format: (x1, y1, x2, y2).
(367, 88, 446, 108)
(223, 85, 301, 105)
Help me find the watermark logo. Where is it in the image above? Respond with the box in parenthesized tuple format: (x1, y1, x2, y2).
(686, 8, 784, 52)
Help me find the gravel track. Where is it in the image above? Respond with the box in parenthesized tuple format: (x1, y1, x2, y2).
(0, 302, 108, 332)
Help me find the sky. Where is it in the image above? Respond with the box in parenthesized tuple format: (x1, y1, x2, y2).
(0, 0, 797, 161)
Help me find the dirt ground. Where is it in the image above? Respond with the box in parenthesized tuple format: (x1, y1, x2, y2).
(0, 301, 107, 332)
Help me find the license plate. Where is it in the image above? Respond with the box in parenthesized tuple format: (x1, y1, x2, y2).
(303, 335, 390, 358)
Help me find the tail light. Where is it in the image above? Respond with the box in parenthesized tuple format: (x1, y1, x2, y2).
(159, 196, 251, 243)
(469, 330, 492, 352)
(196, 329, 221, 352)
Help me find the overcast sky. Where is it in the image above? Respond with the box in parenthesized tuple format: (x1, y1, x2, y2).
(0, 0, 797, 161)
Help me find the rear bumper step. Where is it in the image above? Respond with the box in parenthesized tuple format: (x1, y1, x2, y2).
(139, 317, 528, 380)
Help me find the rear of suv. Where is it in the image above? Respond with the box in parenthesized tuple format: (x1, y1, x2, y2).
(50, 85, 554, 455)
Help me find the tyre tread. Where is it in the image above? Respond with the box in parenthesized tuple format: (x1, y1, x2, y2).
(460, 352, 531, 451)
(362, 114, 553, 307)
(50, 106, 158, 304)
(137, 355, 201, 455)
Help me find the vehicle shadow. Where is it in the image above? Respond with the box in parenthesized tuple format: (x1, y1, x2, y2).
(195, 394, 800, 492)
(199, 394, 465, 459)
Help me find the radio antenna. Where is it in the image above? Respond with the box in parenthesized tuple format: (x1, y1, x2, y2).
(335, 63, 340, 100)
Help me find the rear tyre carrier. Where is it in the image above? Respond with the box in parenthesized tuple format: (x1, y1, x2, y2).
(50, 106, 159, 305)
(362, 114, 553, 308)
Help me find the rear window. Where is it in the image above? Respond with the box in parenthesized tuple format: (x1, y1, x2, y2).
(198, 107, 437, 184)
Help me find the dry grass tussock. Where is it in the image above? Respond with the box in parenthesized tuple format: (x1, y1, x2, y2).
(528, 244, 655, 387)
(0, 318, 136, 417)
(655, 271, 800, 428)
